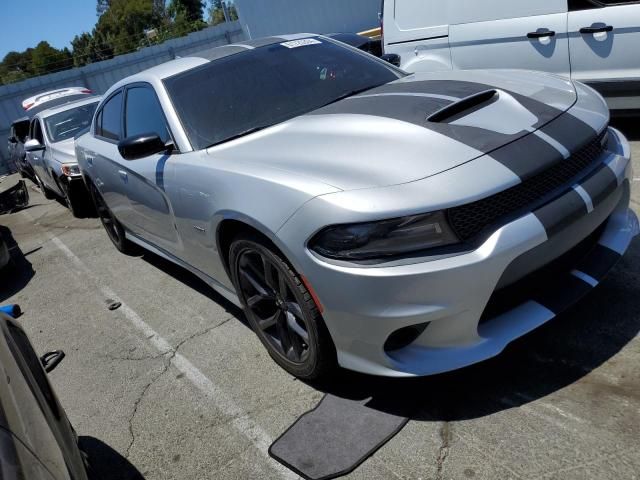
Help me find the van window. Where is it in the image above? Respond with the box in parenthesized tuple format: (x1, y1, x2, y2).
(394, 0, 567, 30)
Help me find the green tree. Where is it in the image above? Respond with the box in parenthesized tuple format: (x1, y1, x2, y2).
(30, 41, 73, 75)
(168, 0, 204, 22)
(94, 0, 162, 55)
(208, 0, 238, 26)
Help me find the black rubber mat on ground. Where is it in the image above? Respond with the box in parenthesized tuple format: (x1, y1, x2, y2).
(269, 394, 409, 480)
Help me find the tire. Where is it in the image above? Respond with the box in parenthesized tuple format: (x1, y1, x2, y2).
(229, 235, 336, 380)
(89, 184, 138, 255)
(34, 173, 55, 200)
(62, 181, 92, 218)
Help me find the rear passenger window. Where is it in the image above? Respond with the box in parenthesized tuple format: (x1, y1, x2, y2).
(125, 86, 170, 143)
(98, 91, 123, 141)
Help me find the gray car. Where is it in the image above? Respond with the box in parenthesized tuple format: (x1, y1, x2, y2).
(75, 34, 637, 379)
(25, 97, 100, 217)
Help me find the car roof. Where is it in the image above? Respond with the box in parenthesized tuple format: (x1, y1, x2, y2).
(34, 96, 102, 119)
(106, 33, 320, 94)
(22, 86, 93, 111)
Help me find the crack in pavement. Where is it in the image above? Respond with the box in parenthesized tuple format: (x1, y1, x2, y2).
(124, 318, 234, 458)
(435, 422, 452, 480)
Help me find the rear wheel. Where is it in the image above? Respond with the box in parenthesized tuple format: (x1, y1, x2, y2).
(90, 184, 138, 255)
(230, 235, 336, 379)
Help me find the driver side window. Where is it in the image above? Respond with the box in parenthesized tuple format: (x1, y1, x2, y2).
(124, 86, 171, 143)
(30, 119, 44, 144)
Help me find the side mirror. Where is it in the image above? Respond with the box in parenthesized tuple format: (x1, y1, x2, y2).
(118, 133, 169, 161)
(381, 53, 401, 67)
(8, 136, 17, 144)
(24, 139, 45, 152)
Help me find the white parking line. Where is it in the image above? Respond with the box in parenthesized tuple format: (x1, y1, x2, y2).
(24, 212, 298, 480)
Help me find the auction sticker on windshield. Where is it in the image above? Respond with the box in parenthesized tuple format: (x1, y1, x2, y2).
(281, 38, 322, 49)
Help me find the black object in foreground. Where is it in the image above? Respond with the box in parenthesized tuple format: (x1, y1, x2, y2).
(0, 179, 30, 214)
(269, 394, 408, 480)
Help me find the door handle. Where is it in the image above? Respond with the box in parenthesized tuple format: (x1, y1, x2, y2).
(118, 170, 128, 183)
(527, 30, 556, 39)
(87, 156, 94, 167)
(580, 25, 613, 34)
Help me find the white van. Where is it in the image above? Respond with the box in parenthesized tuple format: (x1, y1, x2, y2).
(382, 0, 640, 111)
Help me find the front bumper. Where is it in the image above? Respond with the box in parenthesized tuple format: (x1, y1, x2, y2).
(285, 128, 637, 377)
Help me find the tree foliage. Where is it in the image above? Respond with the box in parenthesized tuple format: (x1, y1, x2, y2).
(0, 0, 239, 85)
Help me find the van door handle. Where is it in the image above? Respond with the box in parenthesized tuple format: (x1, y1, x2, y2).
(580, 25, 613, 34)
(118, 170, 128, 183)
(527, 30, 556, 39)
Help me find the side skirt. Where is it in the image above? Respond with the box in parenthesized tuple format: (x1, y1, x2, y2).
(124, 231, 243, 308)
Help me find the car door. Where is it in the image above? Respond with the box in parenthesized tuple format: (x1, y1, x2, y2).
(119, 83, 180, 253)
(28, 118, 53, 188)
(568, 0, 640, 109)
(0, 315, 88, 479)
(448, 0, 571, 77)
(91, 90, 132, 222)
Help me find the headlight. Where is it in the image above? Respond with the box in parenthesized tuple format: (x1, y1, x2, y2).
(309, 212, 459, 261)
(61, 164, 81, 177)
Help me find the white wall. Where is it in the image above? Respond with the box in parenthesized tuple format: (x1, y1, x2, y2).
(234, 0, 381, 39)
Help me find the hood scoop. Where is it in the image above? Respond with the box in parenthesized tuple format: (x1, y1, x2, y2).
(429, 89, 540, 136)
(428, 89, 499, 123)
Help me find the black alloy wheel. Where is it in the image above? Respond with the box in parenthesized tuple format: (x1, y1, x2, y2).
(230, 236, 335, 379)
(90, 185, 137, 255)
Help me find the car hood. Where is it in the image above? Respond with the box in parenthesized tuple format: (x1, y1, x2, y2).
(210, 69, 578, 190)
(49, 138, 76, 164)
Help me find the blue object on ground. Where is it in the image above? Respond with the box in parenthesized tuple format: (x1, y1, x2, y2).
(0, 304, 21, 318)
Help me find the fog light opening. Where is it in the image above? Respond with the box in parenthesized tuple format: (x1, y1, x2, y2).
(384, 323, 430, 352)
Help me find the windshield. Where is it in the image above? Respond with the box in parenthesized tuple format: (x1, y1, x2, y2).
(44, 101, 99, 143)
(164, 38, 403, 150)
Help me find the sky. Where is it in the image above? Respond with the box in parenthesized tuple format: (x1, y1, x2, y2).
(0, 0, 98, 59)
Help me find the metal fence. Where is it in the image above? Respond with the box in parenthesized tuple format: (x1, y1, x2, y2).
(0, 21, 245, 174)
(235, 0, 381, 39)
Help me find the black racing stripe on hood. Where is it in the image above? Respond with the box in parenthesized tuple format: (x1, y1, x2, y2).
(309, 79, 576, 156)
(312, 94, 452, 125)
(379, 80, 571, 129)
(490, 134, 565, 180)
(539, 112, 598, 154)
(368, 80, 489, 98)
(311, 93, 523, 152)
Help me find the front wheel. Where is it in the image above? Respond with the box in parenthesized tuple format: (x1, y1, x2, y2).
(230, 236, 336, 380)
(34, 173, 55, 200)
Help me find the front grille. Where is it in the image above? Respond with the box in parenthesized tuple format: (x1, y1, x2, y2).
(448, 129, 607, 242)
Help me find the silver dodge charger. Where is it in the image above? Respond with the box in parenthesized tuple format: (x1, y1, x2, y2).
(75, 34, 638, 379)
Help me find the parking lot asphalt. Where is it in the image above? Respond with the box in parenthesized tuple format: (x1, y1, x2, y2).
(1, 122, 639, 480)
